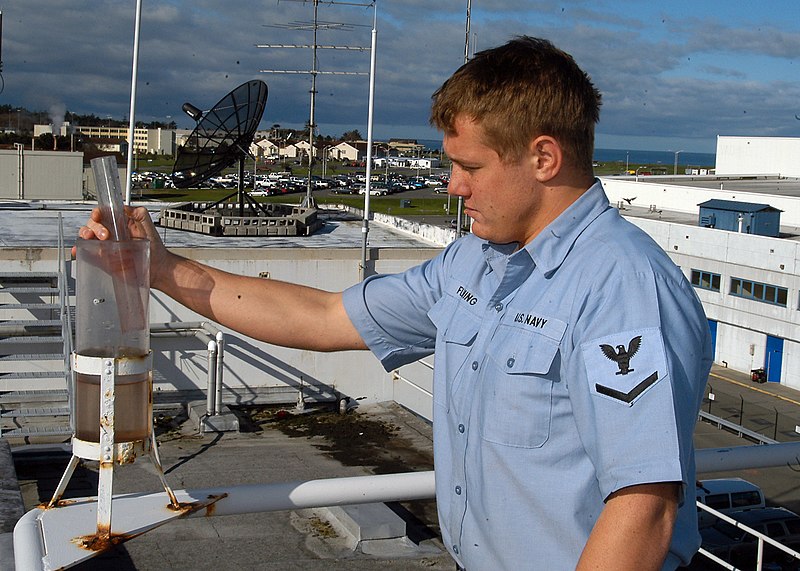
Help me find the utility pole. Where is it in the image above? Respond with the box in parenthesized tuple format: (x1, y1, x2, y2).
(456, 0, 474, 238)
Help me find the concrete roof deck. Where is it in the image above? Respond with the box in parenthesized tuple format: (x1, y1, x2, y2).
(0, 201, 440, 250)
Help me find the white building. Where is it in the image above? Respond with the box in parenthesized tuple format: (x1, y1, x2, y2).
(330, 141, 364, 162)
(600, 136, 800, 389)
(715, 136, 800, 177)
(251, 138, 279, 158)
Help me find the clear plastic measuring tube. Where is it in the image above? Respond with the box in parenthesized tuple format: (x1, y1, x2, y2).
(72, 157, 152, 442)
(92, 156, 130, 242)
(90, 156, 146, 333)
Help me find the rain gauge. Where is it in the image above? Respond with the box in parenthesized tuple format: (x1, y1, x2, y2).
(23, 157, 222, 569)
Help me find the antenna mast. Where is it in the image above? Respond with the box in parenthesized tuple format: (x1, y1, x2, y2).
(0, 10, 5, 95)
(258, 0, 375, 207)
(456, 0, 473, 238)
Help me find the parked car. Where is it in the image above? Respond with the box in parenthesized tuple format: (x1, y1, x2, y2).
(701, 507, 800, 569)
(359, 187, 387, 196)
(697, 478, 766, 527)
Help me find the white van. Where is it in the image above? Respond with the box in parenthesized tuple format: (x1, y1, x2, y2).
(696, 478, 766, 527)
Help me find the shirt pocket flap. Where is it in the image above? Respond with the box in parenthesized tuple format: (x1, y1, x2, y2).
(495, 329, 560, 376)
(428, 294, 480, 346)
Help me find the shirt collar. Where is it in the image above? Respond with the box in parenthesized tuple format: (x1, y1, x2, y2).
(480, 179, 610, 277)
(523, 179, 610, 276)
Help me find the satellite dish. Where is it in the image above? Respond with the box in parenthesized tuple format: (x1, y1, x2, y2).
(172, 80, 268, 214)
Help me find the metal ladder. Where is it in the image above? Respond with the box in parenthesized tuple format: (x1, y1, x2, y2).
(1, 218, 74, 441)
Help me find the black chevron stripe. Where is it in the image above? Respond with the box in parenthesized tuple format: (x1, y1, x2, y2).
(595, 371, 659, 403)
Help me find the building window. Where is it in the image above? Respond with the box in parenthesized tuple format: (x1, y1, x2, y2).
(730, 277, 788, 307)
(691, 269, 721, 292)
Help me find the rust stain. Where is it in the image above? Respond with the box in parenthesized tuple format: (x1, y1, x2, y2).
(38, 498, 79, 509)
(72, 532, 131, 552)
(204, 493, 227, 516)
(166, 501, 196, 514)
(165, 493, 227, 516)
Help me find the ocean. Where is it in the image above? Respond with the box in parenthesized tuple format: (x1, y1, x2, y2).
(593, 148, 716, 168)
(418, 139, 716, 168)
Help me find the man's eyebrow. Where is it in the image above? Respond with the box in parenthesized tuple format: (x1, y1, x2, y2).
(450, 157, 480, 168)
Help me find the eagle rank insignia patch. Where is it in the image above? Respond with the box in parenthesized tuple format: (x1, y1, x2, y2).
(582, 328, 667, 406)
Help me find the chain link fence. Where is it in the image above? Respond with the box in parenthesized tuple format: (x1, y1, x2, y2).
(703, 382, 800, 443)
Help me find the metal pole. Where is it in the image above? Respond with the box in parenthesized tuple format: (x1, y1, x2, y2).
(673, 150, 682, 176)
(454, 0, 472, 239)
(696, 441, 800, 472)
(206, 340, 217, 417)
(739, 395, 744, 426)
(305, 0, 319, 206)
(215, 331, 225, 415)
(359, 3, 377, 280)
(774, 407, 779, 441)
(125, 0, 143, 204)
(187, 470, 436, 517)
(14, 142, 23, 199)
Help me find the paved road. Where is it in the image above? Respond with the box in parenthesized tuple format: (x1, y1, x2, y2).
(695, 365, 800, 515)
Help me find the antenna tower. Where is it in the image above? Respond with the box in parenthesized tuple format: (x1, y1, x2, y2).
(257, 0, 375, 207)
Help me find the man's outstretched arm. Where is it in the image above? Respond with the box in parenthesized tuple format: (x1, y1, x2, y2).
(77, 206, 367, 353)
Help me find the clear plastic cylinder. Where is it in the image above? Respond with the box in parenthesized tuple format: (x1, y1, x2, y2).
(74, 238, 151, 442)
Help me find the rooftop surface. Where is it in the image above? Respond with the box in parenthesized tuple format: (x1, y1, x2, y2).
(7, 366, 800, 570)
(0, 202, 439, 250)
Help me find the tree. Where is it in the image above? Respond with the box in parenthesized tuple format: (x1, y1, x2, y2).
(341, 129, 362, 141)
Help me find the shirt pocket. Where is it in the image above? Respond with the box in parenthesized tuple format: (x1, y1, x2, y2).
(428, 294, 481, 410)
(480, 326, 561, 448)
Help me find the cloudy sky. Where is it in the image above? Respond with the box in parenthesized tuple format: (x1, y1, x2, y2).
(2, 0, 800, 153)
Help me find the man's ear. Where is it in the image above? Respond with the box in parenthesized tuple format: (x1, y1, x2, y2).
(529, 135, 563, 183)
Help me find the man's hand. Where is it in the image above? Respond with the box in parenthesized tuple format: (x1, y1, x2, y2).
(75, 206, 171, 289)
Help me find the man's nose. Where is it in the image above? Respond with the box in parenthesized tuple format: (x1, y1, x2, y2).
(447, 172, 468, 197)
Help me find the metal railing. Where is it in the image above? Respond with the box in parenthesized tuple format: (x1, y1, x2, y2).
(392, 358, 433, 398)
(696, 502, 800, 570)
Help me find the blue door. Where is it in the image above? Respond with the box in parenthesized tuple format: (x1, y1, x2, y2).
(765, 335, 784, 383)
(707, 319, 717, 360)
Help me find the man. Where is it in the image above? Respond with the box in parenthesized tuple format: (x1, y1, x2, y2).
(80, 37, 711, 570)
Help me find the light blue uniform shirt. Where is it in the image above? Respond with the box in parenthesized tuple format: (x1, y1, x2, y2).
(343, 180, 712, 570)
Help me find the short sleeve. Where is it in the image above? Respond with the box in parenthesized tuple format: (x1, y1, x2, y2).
(566, 268, 709, 499)
(342, 252, 447, 370)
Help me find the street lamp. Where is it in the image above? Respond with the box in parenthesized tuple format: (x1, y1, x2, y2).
(673, 150, 683, 175)
(635, 166, 647, 182)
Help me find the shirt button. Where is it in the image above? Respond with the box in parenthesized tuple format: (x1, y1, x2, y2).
(458, 424, 465, 433)
(495, 302, 503, 311)
(453, 545, 459, 554)
(455, 485, 462, 495)
(471, 361, 478, 371)
(507, 357, 515, 368)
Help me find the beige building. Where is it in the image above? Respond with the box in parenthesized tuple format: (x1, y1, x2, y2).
(0, 148, 83, 200)
(35, 124, 178, 155)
